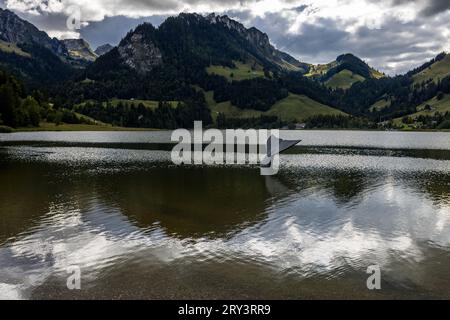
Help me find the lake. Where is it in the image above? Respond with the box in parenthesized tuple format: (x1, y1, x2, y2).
(0, 130, 449, 299)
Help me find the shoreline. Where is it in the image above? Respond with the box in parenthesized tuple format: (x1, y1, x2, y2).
(6, 128, 450, 133)
(4, 124, 157, 132)
(2, 123, 450, 133)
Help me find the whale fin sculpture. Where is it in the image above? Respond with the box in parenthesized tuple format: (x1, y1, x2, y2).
(260, 135, 301, 171)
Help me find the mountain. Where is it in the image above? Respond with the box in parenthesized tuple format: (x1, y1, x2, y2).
(408, 52, 450, 85)
(0, 8, 73, 87)
(89, 13, 308, 77)
(115, 24, 163, 74)
(2, 9, 449, 129)
(95, 44, 114, 56)
(205, 14, 308, 73)
(61, 39, 97, 62)
(80, 13, 312, 96)
(0, 8, 67, 56)
(306, 54, 384, 89)
(59, 13, 344, 124)
(385, 52, 450, 128)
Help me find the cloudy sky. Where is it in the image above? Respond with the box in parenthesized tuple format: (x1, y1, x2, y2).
(2, 0, 450, 74)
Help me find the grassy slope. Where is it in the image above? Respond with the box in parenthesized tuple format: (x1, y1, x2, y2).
(206, 61, 265, 81)
(415, 94, 450, 114)
(371, 69, 385, 79)
(38, 99, 180, 132)
(16, 122, 152, 132)
(267, 94, 346, 121)
(393, 94, 450, 124)
(369, 97, 391, 112)
(205, 91, 262, 120)
(77, 99, 179, 109)
(413, 54, 450, 85)
(0, 40, 31, 57)
(81, 78, 95, 84)
(307, 64, 383, 91)
(14, 111, 150, 132)
(276, 60, 305, 72)
(305, 62, 337, 78)
(66, 50, 96, 62)
(205, 90, 345, 122)
(325, 69, 365, 89)
(109, 99, 178, 109)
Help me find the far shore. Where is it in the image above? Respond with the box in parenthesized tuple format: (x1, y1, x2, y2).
(1, 123, 157, 133)
(1, 123, 450, 133)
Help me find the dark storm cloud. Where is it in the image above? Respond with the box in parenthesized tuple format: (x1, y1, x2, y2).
(4, 0, 450, 74)
(292, 5, 308, 13)
(106, 0, 183, 12)
(384, 0, 450, 17)
(7, 0, 258, 15)
(420, 0, 450, 16)
(11, 7, 167, 48)
(15, 11, 69, 35)
(228, 8, 449, 74)
(80, 15, 168, 49)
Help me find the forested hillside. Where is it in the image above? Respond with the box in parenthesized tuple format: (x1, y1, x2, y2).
(1, 9, 450, 130)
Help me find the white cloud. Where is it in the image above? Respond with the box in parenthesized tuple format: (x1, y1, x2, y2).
(5, 0, 450, 74)
(47, 29, 80, 39)
(5, 0, 424, 23)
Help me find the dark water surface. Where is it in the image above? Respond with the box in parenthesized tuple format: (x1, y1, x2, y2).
(0, 131, 449, 299)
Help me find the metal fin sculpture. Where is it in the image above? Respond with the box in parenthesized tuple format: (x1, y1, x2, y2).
(260, 135, 301, 174)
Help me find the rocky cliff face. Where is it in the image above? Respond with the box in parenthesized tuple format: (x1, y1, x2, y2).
(110, 13, 307, 74)
(0, 8, 67, 56)
(62, 39, 97, 62)
(206, 13, 308, 72)
(95, 44, 114, 56)
(85, 12, 313, 79)
(206, 13, 248, 34)
(207, 14, 272, 53)
(117, 31, 163, 74)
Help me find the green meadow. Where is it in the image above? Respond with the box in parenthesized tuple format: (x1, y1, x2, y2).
(206, 61, 265, 81)
(326, 70, 366, 89)
(413, 54, 450, 85)
(0, 40, 31, 57)
(205, 90, 345, 122)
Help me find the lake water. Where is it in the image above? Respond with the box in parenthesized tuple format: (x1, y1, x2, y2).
(0, 130, 449, 299)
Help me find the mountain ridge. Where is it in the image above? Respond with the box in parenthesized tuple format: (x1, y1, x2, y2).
(306, 53, 385, 89)
(410, 52, 450, 85)
(0, 8, 67, 57)
(1, 9, 450, 129)
(100, 12, 310, 75)
(95, 44, 114, 56)
(205, 13, 308, 72)
(63, 12, 450, 125)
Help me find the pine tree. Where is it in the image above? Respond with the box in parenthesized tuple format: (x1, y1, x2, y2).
(0, 82, 20, 127)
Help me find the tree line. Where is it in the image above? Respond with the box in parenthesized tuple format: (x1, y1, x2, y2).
(75, 99, 212, 129)
(0, 69, 93, 129)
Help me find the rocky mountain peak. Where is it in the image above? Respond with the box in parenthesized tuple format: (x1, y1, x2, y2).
(206, 13, 271, 47)
(206, 13, 309, 73)
(94, 13, 306, 74)
(118, 29, 163, 74)
(62, 39, 97, 62)
(0, 8, 67, 56)
(206, 13, 248, 34)
(205, 13, 304, 71)
(95, 44, 114, 56)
